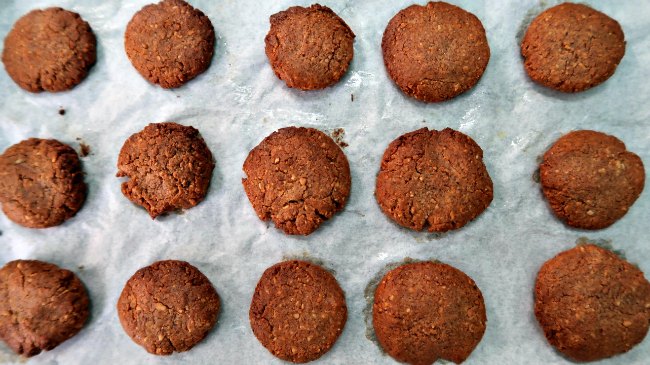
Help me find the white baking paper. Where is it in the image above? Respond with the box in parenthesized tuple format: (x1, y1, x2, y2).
(0, 0, 648, 364)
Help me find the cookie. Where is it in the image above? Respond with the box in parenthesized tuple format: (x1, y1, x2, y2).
(521, 3, 625, 93)
(117, 122, 214, 218)
(382, 2, 490, 102)
(265, 4, 355, 90)
(375, 128, 493, 232)
(2, 8, 96, 93)
(535, 244, 650, 361)
(125, 0, 215, 88)
(540, 130, 645, 229)
(373, 261, 487, 364)
(249, 260, 347, 363)
(0, 138, 86, 228)
(242, 127, 351, 235)
(117, 260, 220, 355)
(0, 260, 89, 357)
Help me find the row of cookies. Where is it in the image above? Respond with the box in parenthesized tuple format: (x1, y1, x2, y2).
(2, 1, 626, 100)
(2, 243, 649, 363)
(0, 124, 645, 234)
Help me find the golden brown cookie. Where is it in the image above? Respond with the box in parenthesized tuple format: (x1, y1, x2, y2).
(382, 2, 490, 102)
(540, 130, 645, 229)
(521, 3, 625, 92)
(0, 138, 86, 228)
(0, 260, 89, 357)
(375, 128, 493, 232)
(265, 4, 355, 90)
(117, 260, 220, 355)
(535, 244, 650, 361)
(117, 122, 215, 218)
(373, 261, 487, 364)
(2, 7, 96, 92)
(249, 260, 347, 363)
(242, 127, 351, 235)
(124, 0, 215, 88)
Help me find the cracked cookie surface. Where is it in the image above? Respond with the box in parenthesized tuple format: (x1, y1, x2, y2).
(521, 2, 625, 93)
(373, 261, 487, 365)
(0, 260, 89, 357)
(242, 127, 351, 235)
(540, 130, 644, 229)
(125, 0, 215, 88)
(535, 244, 650, 362)
(0, 138, 86, 228)
(381, 2, 490, 102)
(117, 260, 220, 355)
(2, 7, 96, 92)
(117, 122, 214, 218)
(375, 128, 493, 232)
(265, 4, 355, 90)
(249, 260, 347, 363)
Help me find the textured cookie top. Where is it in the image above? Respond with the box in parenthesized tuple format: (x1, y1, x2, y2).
(0, 138, 86, 228)
(117, 122, 215, 218)
(0, 260, 89, 357)
(375, 128, 493, 232)
(2, 7, 96, 92)
(265, 4, 355, 90)
(117, 260, 220, 355)
(373, 261, 487, 364)
(125, 0, 215, 88)
(540, 130, 645, 229)
(249, 260, 347, 363)
(242, 127, 351, 235)
(382, 2, 490, 102)
(521, 2, 625, 92)
(535, 244, 650, 362)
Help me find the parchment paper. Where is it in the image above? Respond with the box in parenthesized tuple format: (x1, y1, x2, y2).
(0, 0, 649, 364)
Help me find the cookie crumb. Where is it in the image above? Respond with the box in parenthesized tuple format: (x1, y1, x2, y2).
(330, 128, 348, 148)
(79, 143, 91, 157)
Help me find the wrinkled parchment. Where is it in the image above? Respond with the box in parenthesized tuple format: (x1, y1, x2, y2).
(0, 0, 648, 364)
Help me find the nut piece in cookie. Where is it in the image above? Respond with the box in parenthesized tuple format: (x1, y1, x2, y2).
(125, 0, 215, 88)
(242, 126, 351, 235)
(0, 138, 86, 228)
(535, 244, 650, 361)
(265, 4, 355, 90)
(0, 260, 90, 357)
(540, 130, 645, 229)
(373, 261, 487, 364)
(521, 2, 625, 92)
(249, 260, 347, 363)
(117, 260, 220, 355)
(117, 122, 215, 218)
(2, 7, 96, 92)
(382, 2, 490, 102)
(375, 128, 493, 232)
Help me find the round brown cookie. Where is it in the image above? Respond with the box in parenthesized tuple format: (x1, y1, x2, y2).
(375, 128, 493, 232)
(540, 130, 645, 230)
(521, 3, 625, 93)
(117, 122, 214, 218)
(0, 260, 89, 357)
(249, 260, 347, 363)
(2, 7, 96, 93)
(382, 2, 490, 102)
(265, 4, 355, 90)
(242, 127, 351, 235)
(117, 260, 220, 355)
(373, 261, 487, 364)
(0, 138, 86, 228)
(535, 244, 650, 361)
(125, 0, 215, 88)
